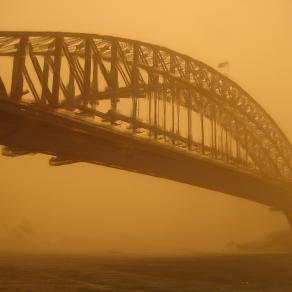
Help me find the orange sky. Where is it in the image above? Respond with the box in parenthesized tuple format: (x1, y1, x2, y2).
(0, 0, 291, 254)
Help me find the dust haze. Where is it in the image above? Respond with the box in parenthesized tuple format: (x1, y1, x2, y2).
(0, 0, 291, 255)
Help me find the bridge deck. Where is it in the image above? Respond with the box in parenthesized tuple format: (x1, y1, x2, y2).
(1, 98, 292, 210)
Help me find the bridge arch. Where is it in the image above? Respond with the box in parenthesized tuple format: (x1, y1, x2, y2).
(0, 31, 291, 181)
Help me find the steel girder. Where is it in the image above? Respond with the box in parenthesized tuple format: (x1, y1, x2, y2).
(0, 31, 291, 181)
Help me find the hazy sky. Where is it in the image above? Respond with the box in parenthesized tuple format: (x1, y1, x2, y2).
(0, 0, 291, 254)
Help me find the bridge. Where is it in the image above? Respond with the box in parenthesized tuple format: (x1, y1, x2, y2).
(0, 31, 292, 227)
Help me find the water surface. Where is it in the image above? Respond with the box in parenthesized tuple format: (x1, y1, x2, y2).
(0, 253, 291, 291)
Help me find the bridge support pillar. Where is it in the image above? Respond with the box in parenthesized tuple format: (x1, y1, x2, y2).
(283, 209, 292, 229)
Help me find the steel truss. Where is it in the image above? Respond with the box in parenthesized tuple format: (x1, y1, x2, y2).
(0, 31, 291, 181)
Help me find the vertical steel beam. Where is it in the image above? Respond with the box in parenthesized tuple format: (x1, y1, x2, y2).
(147, 47, 152, 136)
(163, 83, 167, 142)
(229, 131, 232, 159)
(211, 117, 214, 157)
(176, 86, 181, 137)
(10, 36, 27, 101)
(83, 37, 92, 106)
(220, 124, 224, 160)
(41, 54, 50, 104)
(187, 99, 192, 150)
(52, 36, 63, 106)
(186, 60, 192, 150)
(153, 49, 159, 139)
(131, 43, 139, 131)
(214, 110, 217, 158)
(67, 64, 75, 102)
(200, 101, 205, 155)
(170, 55, 175, 144)
(171, 90, 175, 144)
(244, 133, 249, 165)
(110, 40, 118, 122)
(225, 127, 229, 162)
(235, 123, 241, 164)
(148, 91, 152, 137)
(92, 56, 98, 95)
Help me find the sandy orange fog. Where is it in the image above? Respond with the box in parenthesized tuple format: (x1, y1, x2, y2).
(0, 0, 291, 255)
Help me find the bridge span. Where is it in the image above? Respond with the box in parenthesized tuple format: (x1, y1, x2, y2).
(0, 32, 292, 226)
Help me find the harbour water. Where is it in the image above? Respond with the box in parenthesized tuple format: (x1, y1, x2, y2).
(0, 253, 292, 291)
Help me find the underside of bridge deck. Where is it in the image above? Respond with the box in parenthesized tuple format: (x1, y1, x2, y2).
(1, 99, 292, 220)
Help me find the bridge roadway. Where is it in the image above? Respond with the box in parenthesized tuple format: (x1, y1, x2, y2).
(1, 98, 292, 226)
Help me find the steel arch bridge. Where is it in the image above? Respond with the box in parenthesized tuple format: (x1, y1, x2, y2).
(0, 32, 292, 226)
